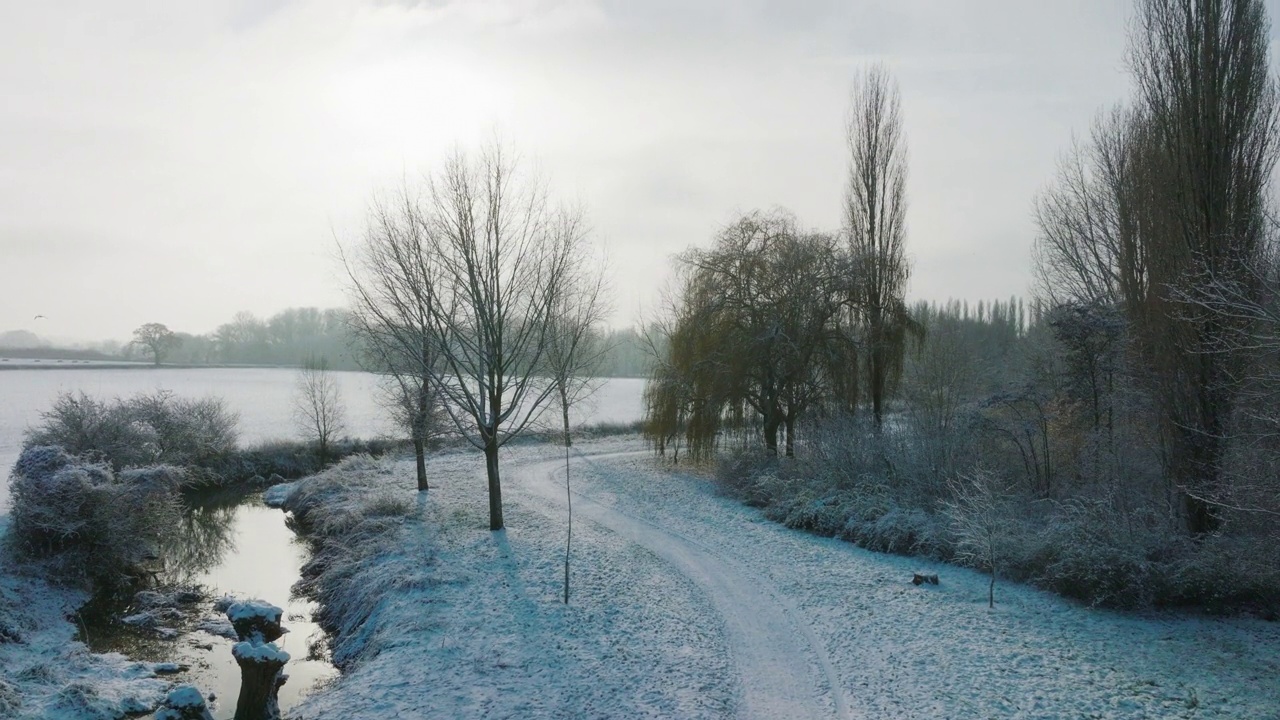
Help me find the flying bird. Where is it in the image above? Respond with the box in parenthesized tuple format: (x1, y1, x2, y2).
(34, 315, 46, 320)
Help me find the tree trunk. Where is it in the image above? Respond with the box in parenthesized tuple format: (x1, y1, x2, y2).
(484, 437, 504, 531)
(763, 415, 780, 455)
(413, 438, 428, 491)
(784, 414, 796, 458)
(561, 393, 572, 605)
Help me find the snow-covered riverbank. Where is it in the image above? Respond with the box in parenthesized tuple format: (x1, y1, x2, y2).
(281, 436, 1280, 719)
(0, 570, 171, 719)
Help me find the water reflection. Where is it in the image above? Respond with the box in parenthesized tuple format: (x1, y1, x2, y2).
(159, 488, 248, 585)
(79, 490, 337, 720)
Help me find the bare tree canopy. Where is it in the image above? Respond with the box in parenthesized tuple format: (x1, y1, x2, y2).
(845, 64, 914, 428)
(345, 140, 591, 530)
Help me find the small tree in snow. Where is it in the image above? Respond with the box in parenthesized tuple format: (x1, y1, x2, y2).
(543, 241, 610, 604)
(294, 355, 346, 465)
(944, 469, 1015, 608)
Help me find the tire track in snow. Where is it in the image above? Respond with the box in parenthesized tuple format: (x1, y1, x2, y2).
(510, 450, 852, 720)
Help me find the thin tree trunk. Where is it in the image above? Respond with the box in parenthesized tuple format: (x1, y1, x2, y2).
(413, 438, 428, 491)
(784, 414, 796, 458)
(562, 396, 572, 604)
(484, 436, 503, 531)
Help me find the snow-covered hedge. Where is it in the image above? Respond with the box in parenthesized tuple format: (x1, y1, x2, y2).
(715, 435, 1280, 611)
(7, 445, 183, 584)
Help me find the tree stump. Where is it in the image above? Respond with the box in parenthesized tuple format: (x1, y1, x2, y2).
(226, 600, 289, 720)
(912, 572, 939, 586)
(232, 642, 290, 720)
(154, 685, 215, 720)
(227, 600, 285, 643)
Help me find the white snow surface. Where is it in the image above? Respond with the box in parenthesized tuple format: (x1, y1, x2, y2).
(163, 684, 207, 708)
(0, 570, 170, 719)
(226, 599, 283, 624)
(262, 481, 295, 508)
(231, 641, 290, 663)
(291, 437, 1280, 719)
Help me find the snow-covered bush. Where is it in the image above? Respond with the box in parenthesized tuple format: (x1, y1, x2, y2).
(24, 390, 238, 471)
(1008, 496, 1166, 608)
(7, 445, 183, 584)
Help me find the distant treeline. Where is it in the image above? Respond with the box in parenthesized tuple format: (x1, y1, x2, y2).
(0, 306, 654, 375)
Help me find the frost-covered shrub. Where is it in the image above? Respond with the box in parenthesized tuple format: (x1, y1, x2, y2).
(1013, 497, 1166, 608)
(0, 677, 20, 716)
(24, 390, 238, 471)
(7, 445, 183, 585)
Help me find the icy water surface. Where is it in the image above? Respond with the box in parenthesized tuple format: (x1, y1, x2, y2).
(80, 487, 335, 720)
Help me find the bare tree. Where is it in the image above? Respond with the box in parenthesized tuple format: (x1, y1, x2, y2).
(344, 188, 443, 491)
(347, 142, 585, 530)
(132, 322, 181, 366)
(293, 355, 346, 465)
(845, 65, 913, 428)
(543, 242, 611, 604)
(421, 143, 587, 530)
(944, 470, 1015, 609)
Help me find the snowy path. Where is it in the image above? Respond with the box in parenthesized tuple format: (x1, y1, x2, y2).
(512, 451, 850, 720)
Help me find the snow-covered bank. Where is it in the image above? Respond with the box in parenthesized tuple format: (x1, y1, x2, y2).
(283, 437, 1280, 719)
(0, 569, 171, 719)
(283, 447, 734, 719)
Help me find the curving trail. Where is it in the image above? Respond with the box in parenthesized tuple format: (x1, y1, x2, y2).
(510, 450, 852, 720)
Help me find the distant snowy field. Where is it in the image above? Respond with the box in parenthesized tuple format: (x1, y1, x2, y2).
(0, 368, 644, 513)
(288, 439, 1280, 719)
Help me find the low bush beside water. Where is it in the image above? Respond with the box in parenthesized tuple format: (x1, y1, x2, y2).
(6, 389, 404, 590)
(7, 445, 183, 585)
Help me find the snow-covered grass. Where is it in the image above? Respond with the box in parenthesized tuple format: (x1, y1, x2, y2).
(263, 435, 1280, 718)
(571, 444, 1280, 719)
(0, 568, 172, 719)
(285, 445, 734, 719)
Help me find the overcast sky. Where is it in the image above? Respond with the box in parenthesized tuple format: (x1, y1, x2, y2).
(5, 0, 1262, 343)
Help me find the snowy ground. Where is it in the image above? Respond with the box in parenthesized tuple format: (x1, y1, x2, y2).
(0, 570, 172, 719)
(290, 436, 1280, 720)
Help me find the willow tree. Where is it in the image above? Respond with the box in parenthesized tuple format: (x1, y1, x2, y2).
(644, 210, 853, 458)
(845, 65, 914, 428)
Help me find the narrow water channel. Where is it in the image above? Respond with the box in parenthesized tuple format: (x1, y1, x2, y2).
(79, 487, 336, 719)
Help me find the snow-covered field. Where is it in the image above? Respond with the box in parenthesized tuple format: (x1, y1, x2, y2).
(287, 436, 1280, 719)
